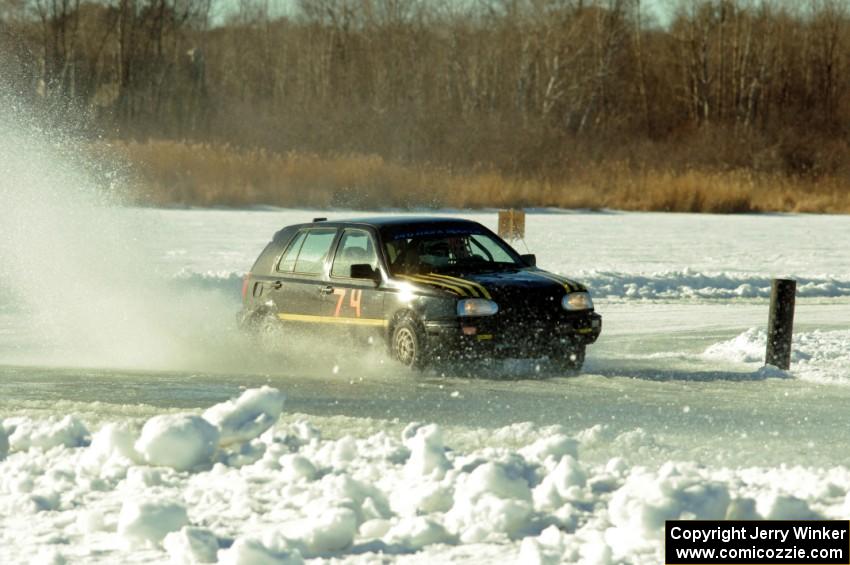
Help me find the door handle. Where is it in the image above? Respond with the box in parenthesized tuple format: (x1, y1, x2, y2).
(272, 281, 282, 290)
(319, 285, 334, 295)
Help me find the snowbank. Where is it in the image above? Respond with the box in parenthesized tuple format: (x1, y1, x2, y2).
(4, 386, 850, 563)
(5, 415, 88, 451)
(581, 269, 850, 301)
(703, 328, 850, 383)
(174, 268, 850, 302)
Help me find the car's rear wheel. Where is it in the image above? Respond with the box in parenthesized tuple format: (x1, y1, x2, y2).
(392, 317, 429, 370)
(552, 344, 585, 374)
(255, 312, 285, 352)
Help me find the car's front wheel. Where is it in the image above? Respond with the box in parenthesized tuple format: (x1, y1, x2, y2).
(391, 316, 430, 370)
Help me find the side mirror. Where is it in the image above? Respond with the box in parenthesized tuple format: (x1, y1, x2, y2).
(520, 253, 536, 267)
(350, 263, 381, 283)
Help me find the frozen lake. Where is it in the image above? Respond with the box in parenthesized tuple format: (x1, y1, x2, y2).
(2, 206, 850, 564)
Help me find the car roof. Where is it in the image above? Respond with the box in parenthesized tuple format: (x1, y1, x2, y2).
(319, 216, 480, 227)
(282, 216, 485, 231)
(272, 216, 490, 244)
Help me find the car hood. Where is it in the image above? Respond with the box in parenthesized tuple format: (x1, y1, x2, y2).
(398, 268, 586, 301)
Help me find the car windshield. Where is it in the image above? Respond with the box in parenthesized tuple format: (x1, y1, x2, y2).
(384, 230, 523, 275)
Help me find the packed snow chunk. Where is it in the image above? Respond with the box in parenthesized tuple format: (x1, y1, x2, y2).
(384, 516, 454, 550)
(447, 462, 534, 541)
(118, 498, 189, 547)
(516, 525, 569, 565)
(279, 454, 317, 482)
(286, 507, 358, 555)
(755, 364, 790, 379)
(135, 414, 219, 471)
(404, 424, 449, 478)
(519, 433, 578, 466)
(607, 463, 729, 555)
(164, 526, 219, 564)
(218, 537, 303, 565)
(576, 424, 615, 447)
(390, 478, 454, 516)
(757, 493, 821, 520)
(0, 420, 8, 460)
(77, 509, 109, 534)
(358, 519, 391, 540)
(726, 497, 759, 520)
(702, 328, 770, 364)
(533, 455, 587, 511)
(8, 415, 89, 451)
(577, 530, 614, 565)
(83, 422, 140, 468)
(316, 473, 391, 521)
(34, 548, 67, 565)
(203, 386, 285, 447)
(332, 436, 358, 465)
(447, 495, 533, 543)
(465, 462, 533, 503)
(613, 428, 658, 451)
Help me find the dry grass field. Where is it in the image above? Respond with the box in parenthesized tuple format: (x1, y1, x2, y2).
(104, 140, 850, 214)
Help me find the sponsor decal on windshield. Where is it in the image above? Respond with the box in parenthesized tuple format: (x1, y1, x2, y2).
(388, 227, 484, 240)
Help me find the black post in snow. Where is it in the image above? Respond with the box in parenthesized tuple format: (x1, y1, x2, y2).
(765, 278, 796, 370)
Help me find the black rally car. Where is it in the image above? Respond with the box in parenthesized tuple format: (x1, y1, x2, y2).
(240, 217, 601, 371)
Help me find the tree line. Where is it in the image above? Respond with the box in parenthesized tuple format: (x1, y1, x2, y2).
(2, 0, 850, 181)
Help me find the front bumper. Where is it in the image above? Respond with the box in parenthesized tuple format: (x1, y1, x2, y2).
(424, 311, 602, 358)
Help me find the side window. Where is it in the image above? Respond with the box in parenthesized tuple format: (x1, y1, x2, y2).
(331, 229, 378, 278)
(277, 231, 307, 273)
(293, 229, 337, 274)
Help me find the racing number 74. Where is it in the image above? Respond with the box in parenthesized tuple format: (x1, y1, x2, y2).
(333, 288, 362, 318)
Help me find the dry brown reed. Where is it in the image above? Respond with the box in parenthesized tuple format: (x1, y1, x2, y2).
(102, 140, 850, 213)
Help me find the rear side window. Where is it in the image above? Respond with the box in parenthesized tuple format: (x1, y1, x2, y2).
(277, 231, 307, 273)
(293, 229, 337, 274)
(277, 229, 337, 274)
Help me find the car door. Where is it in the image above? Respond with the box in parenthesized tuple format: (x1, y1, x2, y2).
(268, 227, 339, 325)
(325, 228, 386, 335)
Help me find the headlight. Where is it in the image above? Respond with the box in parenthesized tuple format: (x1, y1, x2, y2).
(561, 292, 593, 311)
(457, 299, 499, 317)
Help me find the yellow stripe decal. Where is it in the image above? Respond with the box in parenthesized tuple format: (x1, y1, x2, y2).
(421, 274, 480, 298)
(533, 271, 575, 292)
(397, 275, 466, 296)
(429, 273, 492, 300)
(278, 313, 388, 327)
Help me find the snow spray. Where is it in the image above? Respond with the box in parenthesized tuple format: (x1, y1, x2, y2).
(0, 79, 255, 371)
